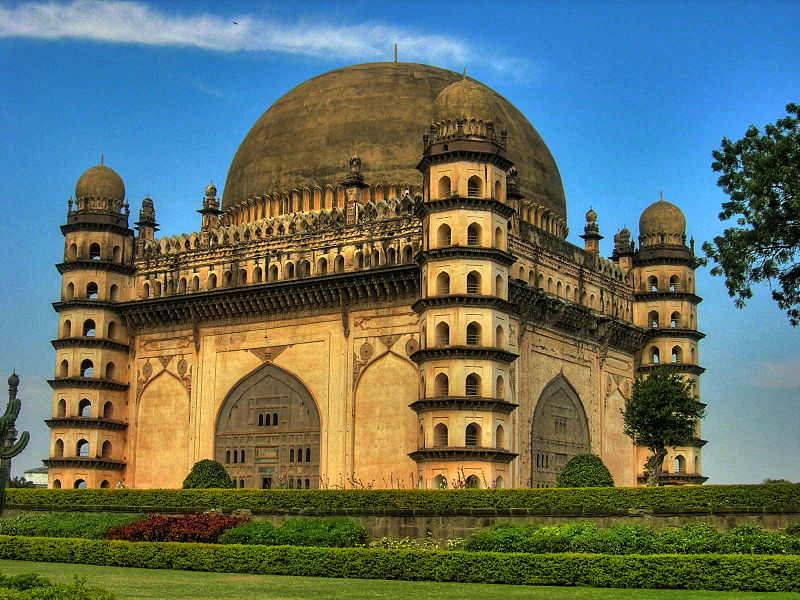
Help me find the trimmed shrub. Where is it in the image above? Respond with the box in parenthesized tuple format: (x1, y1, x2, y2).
(1, 535, 799, 592)
(557, 454, 614, 488)
(786, 522, 800, 536)
(655, 522, 723, 554)
(182, 459, 234, 489)
(220, 517, 366, 547)
(0, 571, 116, 599)
(105, 513, 247, 543)
(0, 513, 143, 539)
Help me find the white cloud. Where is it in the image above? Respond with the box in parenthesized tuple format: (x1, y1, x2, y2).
(0, 1, 525, 74)
(754, 357, 800, 389)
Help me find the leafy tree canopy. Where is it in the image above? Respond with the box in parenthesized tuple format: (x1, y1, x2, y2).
(6, 476, 35, 489)
(557, 453, 614, 488)
(703, 103, 800, 325)
(621, 367, 705, 486)
(182, 459, 234, 489)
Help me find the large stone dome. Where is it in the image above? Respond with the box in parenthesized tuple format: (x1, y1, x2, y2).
(639, 198, 686, 236)
(222, 62, 566, 220)
(75, 163, 125, 201)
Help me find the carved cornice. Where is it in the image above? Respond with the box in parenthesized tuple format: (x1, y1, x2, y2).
(637, 363, 706, 376)
(51, 337, 130, 352)
(56, 260, 137, 276)
(45, 417, 128, 431)
(61, 222, 133, 237)
(634, 244, 695, 265)
(633, 290, 703, 304)
(637, 473, 708, 485)
(417, 144, 513, 173)
(115, 265, 419, 331)
(409, 346, 519, 364)
(52, 300, 118, 313)
(412, 295, 515, 314)
(416, 246, 517, 267)
(644, 328, 706, 341)
(43, 457, 126, 471)
(415, 196, 516, 219)
(408, 447, 518, 463)
(47, 377, 129, 391)
(409, 397, 518, 414)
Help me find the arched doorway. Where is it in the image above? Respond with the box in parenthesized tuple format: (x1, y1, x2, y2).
(530, 374, 590, 488)
(215, 363, 320, 489)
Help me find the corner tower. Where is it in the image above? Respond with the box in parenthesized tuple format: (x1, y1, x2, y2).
(632, 195, 707, 484)
(408, 79, 519, 489)
(46, 161, 133, 489)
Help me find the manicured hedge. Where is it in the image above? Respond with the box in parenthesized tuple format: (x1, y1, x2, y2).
(219, 517, 367, 547)
(0, 513, 144, 540)
(6, 483, 800, 514)
(0, 535, 799, 591)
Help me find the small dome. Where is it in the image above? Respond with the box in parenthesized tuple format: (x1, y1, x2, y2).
(639, 198, 686, 236)
(585, 208, 598, 223)
(8, 371, 19, 388)
(205, 182, 217, 197)
(75, 163, 125, 201)
(433, 77, 496, 122)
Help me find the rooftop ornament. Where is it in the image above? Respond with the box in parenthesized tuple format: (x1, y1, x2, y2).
(0, 371, 30, 515)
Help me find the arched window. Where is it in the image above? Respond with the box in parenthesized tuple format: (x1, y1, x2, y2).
(268, 265, 278, 282)
(78, 398, 91, 417)
(438, 176, 451, 198)
(590, 294, 596, 308)
(80, 359, 94, 378)
(670, 275, 680, 291)
(547, 277, 553, 293)
(113, 245, 121, 262)
(671, 312, 680, 328)
(467, 223, 481, 246)
(65, 282, 75, 300)
(56, 398, 66, 417)
(370, 249, 380, 267)
(101, 441, 112, 458)
(675, 455, 686, 473)
(306, 447, 311, 462)
(465, 475, 481, 488)
(86, 282, 98, 299)
(67, 243, 78, 261)
(285, 262, 295, 279)
(103, 401, 113, 419)
(496, 375, 505, 399)
(273, 412, 278, 425)
(385, 247, 396, 265)
(334, 255, 345, 273)
(494, 180, 502, 201)
(496, 425, 505, 449)
(142, 281, 149, 298)
(436, 271, 450, 295)
(53, 479, 62, 489)
(233, 450, 238, 464)
(433, 474, 448, 489)
(465, 373, 481, 397)
(305, 479, 310, 489)
(435, 322, 450, 346)
(496, 325, 505, 349)
(437, 224, 451, 247)
(494, 226, 504, 248)
(89, 243, 101, 260)
(402, 246, 413, 263)
(557, 281, 563, 297)
(466, 322, 481, 346)
(651, 347, 660, 364)
(238, 269, 248, 285)
(76, 439, 89, 457)
(62, 319, 72, 338)
(100, 480, 110, 488)
(566, 284, 571, 300)
(226, 450, 230, 463)
(241, 449, 246, 463)
(191, 276, 200, 291)
(54, 438, 64, 457)
(648, 276, 659, 292)
(694, 456, 699, 474)
(299, 260, 311, 277)
(264, 413, 271, 426)
(177, 278, 186, 294)
(105, 362, 115, 380)
(648, 311, 659, 328)
(153, 281, 161, 297)
(465, 423, 481, 446)
(354, 252, 364, 270)
(82, 319, 96, 337)
(253, 267, 263, 283)
(59, 360, 69, 378)
(222, 271, 232, 287)
(494, 475, 504, 488)
(258, 413, 264, 426)
(290, 448, 295, 462)
(208, 273, 218, 289)
(74, 479, 87, 489)
(466, 271, 481, 294)
(467, 175, 482, 198)
(240, 479, 245, 489)
(317, 257, 328, 275)
(672, 345, 683, 363)
(433, 423, 448, 446)
(434, 373, 449, 396)
(296, 447, 303, 462)
(538, 274, 544, 289)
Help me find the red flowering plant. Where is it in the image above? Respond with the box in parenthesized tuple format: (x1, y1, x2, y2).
(105, 512, 248, 543)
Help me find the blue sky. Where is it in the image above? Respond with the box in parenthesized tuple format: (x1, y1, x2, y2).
(1, 0, 798, 483)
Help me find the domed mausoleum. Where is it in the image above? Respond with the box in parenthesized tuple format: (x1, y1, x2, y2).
(45, 62, 706, 491)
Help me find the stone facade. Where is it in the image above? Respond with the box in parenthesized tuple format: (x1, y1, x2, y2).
(45, 63, 706, 490)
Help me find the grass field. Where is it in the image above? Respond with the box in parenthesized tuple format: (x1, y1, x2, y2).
(1, 559, 798, 600)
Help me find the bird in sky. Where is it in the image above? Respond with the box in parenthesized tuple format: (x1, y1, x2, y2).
(233, 21, 239, 26)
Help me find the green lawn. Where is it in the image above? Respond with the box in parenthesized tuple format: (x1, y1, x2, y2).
(1, 560, 798, 600)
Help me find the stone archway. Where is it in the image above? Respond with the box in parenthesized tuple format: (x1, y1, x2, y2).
(215, 363, 320, 489)
(530, 374, 590, 488)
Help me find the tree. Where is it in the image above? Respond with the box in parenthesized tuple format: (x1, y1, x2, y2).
(182, 459, 234, 489)
(621, 367, 705, 487)
(703, 103, 800, 325)
(6, 476, 35, 488)
(556, 453, 614, 488)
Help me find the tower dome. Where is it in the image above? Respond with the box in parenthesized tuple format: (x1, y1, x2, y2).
(639, 197, 686, 237)
(222, 62, 566, 221)
(433, 77, 495, 122)
(75, 163, 125, 201)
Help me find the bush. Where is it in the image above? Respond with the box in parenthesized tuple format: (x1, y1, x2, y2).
(0, 513, 143, 539)
(719, 524, 785, 554)
(0, 571, 115, 599)
(786, 522, 800, 536)
(557, 454, 614, 488)
(219, 517, 367, 548)
(655, 523, 723, 554)
(182, 460, 234, 489)
(1, 535, 799, 591)
(105, 513, 247, 543)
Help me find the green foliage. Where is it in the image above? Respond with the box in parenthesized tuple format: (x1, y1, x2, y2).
(1, 535, 799, 591)
(182, 460, 234, 489)
(786, 523, 800, 537)
(0, 571, 116, 599)
(621, 367, 705, 486)
(763, 478, 793, 484)
(219, 517, 367, 547)
(368, 536, 465, 550)
(557, 454, 614, 488)
(703, 103, 800, 325)
(6, 479, 34, 490)
(0, 513, 143, 539)
(6, 483, 800, 514)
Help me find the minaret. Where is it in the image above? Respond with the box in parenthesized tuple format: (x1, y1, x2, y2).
(46, 161, 132, 489)
(632, 194, 707, 484)
(580, 208, 603, 256)
(408, 78, 519, 489)
(197, 183, 219, 245)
